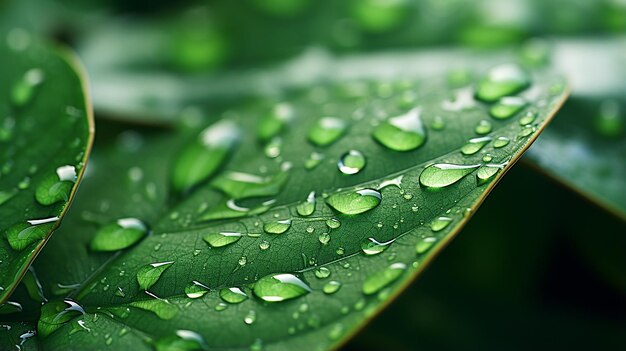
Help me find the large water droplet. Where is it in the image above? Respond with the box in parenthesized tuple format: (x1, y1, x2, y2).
(489, 96, 527, 120)
(203, 231, 242, 248)
(136, 261, 174, 290)
(461, 137, 492, 156)
(37, 300, 84, 338)
(372, 108, 427, 151)
(90, 218, 148, 252)
(35, 165, 77, 206)
(338, 150, 366, 175)
(419, 164, 480, 188)
(323, 281, 342, 295)
(264, 219, 292, 234)
(185, 281, 210, 299)
(11, 68, 44, 107)
(253, 273, 311, 302)
(326, 189, 381, 215)
(430, 217, 452, 232)
(219, 287, 248, 304)
(6, 217, 58, 251)
(129, 297, 178, 320)
(362, 263, 406, 295)
(172, 120, 241, 192)
(361, 237, 393, 256)
(154, 330, 208, 351)
(475, 64, 531, 102)
(257, 103, 293, 141)
(296, 191, 316, 217)
(308, 117, 348, 146)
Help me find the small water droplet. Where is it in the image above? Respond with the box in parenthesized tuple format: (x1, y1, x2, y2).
(304, 152, 325, 170)
(259, 240, 270, 250)
(493, 137, 510, 148)
(461, 136, 492, 156)
(11, 68, 45, 107)
(475, 64, 531, 102)
(419, 164, 480, 188)
(136, 261, 174, 290)
(314, 267, 331, 279)
(519, 111, 537, 125)
(257, 103, 293, 141)
(474, 120, 493, 135)
(253, 273, 311, 302)
(220, 287, 248, 304)
(338, 150, 366, 175)
(362, 263, 406, 295)
(90, 218, 148, 252)
(185, 281, 210, 299)
(416, 236, 437, 254)
(477, 163, 506, 184)
(318, 232, 331, 245)
(490, 96, 527, 120)
(372, 108, 427, 151)
(361, 237, 393, 256)
(35, 165, 77, 206)
(323, 281, 342, 295)
(326, 218, 341, 229)
(154, 330, 207, 351)
(238, 256, 247, 266)
(203, 231, 243, 248)
(431, 116, 445, 131)
(244, 310, 257, 325)
(308, 117, 348, 146)
(264, 219, 292, 234)
(430, 217, 452, 232)
(326, 188, 382, 215)
(296, 191, 316, 217)
(38, 299, 84, 337)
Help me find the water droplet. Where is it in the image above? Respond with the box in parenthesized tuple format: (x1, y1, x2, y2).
(362, 263, 406, 295)
(474, 120, 493, 135)
(257, 103, 294, 141)
(264, 219, 292, 234)
(493, 137, 510, 148)
(361, 237, 393, 256)
(489, 97, 527, 120)
(129, 294, 178, 320)
(253, 273, 311, 302)
(185, 281, 210, 299)
(326, 188, 381, 215)
(314, 267, 331, 279)
(519, 125, 536, 138)
(154, 330, 208, 351)
(264, 137, 282, 158)
(475, 64, 531, 102)
(372, 108, 427, 151)
(238, 256, 247, 266)
(136, 261, 174, 290)
(219, 287, 248, 304)
(323, 281, 342, 295)
(296, 191, 316, 216)
(212, 171, 289, 199)
(90, 218, 148, 252)
(431, 116, 445, 131)
(328, 323, 345, 340)
(308, 117, 348, 146)
(203, 231, 242, 248)
(460, 136, 492, 156)
(430, 217, 452, 232)
(477, 162, 506, 185)
(318, 232, 331, 244)
(326, 218, 341, 229)
(35, 165, 77, 206)
(304, 152, 325, 170)
(338, 150, 366, 175)
(244, 310, 257, 325)
(172, 120, 241, 192)
(11, 68, 44, 107)
(38, 299, 84, 337)
(416, 237, 437, 254)
(419, 164, 480, 188)
(215, 303, 227, 311)
(336, 247, 345, 255)
(519, 111, 537, 125)
(259, 240, 270, 250)
(5, 217, 58, 251)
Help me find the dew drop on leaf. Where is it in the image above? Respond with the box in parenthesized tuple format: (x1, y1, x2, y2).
(154, 330, 208, 351)
(338, 150, 366, 175)
(475, 63, 531, 102)
(489, 96, 528, 120)
(220, 287, 248, 304)
(361, 237, 393, 256)
(326, 189, 381, 215)
(202, 231, 242, 248)
(185, 281, 210, 299)
(460, 136, 492, 156)
(474, 120, 493, 135)
(257, 102, 293, 141)
(38, 299, 84, 338)
(314, 267, 331, 279)
(362, 263, 406, 295)
(493, 136, 510, 148)
(253, 273, 311, 302)
(430, 216, 452, 232)
(372, 108, 427, 151)
(308, 117, 348, 146)
(477, 163, 505, 185)
(11, 68, 44, 107)
(136, 261, 174, 290)
(263, 219, 292, 234)
(89, 218, 148, 252)
(35, 165, 77, 206)
(323, 281, 342, 295)
(416, 236, 437, 254)
(419, 164, 480, 188)
(296, 191, 316, 217)
(6, 217, 58, 251)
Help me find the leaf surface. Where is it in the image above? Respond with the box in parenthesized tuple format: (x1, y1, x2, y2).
(3, 57, 566, 350)
(0, 36, 94, 303)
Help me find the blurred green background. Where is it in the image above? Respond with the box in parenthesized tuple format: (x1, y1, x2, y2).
(1, 0, 625, 349)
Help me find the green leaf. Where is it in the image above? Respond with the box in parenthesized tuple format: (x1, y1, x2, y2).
(526, 38, 626, 220)
(7, 60, 566, 350)
(0, 36, 94, 303)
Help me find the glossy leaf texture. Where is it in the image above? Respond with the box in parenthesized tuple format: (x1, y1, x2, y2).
(0, 34, 94, 303)
(526, 38, 626, 220)
(1, 60, 566, 350)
